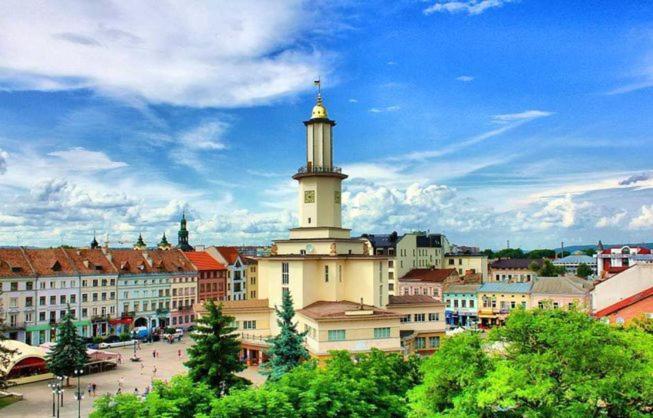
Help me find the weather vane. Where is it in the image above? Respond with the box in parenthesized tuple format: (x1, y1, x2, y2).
(313, 76, 321, 98)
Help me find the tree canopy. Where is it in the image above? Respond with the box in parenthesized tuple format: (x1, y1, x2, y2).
(261, 290, 309, 380)
(45, 305, 89, 380)
(576, 262, 593, 278)
(184, 300, 248, 395)
(408, 308, 653, 417)
(529, 259, 566, 276)
(92, 350, 421, 418)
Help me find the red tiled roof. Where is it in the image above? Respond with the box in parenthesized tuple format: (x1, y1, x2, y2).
(62, 248, 117, 275)
(594, 286, 653, 318)
(214, 246, 241, 265)
(400, 268, 458, 283)
(108, 249, 152, 274)
(148, 249, 196, 273)
(388, 295, 441, 305)
(297, 300, 402, 320)
(0, 248, 35, 277)
(185, 251, 226, 271)
(24, 248, 76, 276)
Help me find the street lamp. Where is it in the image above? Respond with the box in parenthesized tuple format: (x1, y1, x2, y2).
(48, 376, 64, 418)
(73, 368, 84, 418)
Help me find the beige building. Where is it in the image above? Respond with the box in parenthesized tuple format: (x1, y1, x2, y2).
(243, 257, 258, 300)
(444, 254, 489, 280)
(395, 232, 451, 279)
(221, 92, 445, 360)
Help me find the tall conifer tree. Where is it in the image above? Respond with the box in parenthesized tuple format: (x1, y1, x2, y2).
(185, 300, 247, 395)
(45, 305, 89, 384)
(262, 290, 309, 380)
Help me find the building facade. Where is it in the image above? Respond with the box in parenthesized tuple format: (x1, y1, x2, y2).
(530, 276, 590, 311)
(444, 253, 489, 280)
(489, 259, 540, 282)
(185, 251, 227, 305)
(207, 246, 247, 301)
(395, 233, 451, 279)
(398, 268, 459, 300)
(212, 92, 446, 359)
(443, 283, 480, 327)
(244, 257, 258, 300)
(596, 245, 652, 277)
(552, 254, 596, 276)
(477, 282, 532, 326)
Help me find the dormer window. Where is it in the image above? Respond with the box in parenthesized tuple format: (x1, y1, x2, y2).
(11, 266, 22, 273)
(51, 260, 62, 271)
(120, 261, 130, 271)
(94, 264, 103, 271)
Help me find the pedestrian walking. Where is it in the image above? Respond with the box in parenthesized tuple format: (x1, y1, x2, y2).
(177, 349, 182, 360)
(140, 362, 145, 375)
(92, 382, 97, 396)
(152, 349, 156, 358)
(87, 383, 92, 397)
(153, 365, 157, 377)
(117, 387, 122, 395)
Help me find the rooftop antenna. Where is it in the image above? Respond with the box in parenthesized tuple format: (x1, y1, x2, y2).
(506, 240, 510, 249)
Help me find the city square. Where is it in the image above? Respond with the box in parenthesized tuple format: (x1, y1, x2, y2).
(2, 338, 264, 418)
(1, 1, 653, 417)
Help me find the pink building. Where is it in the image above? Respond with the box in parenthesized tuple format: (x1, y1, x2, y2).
(398, 268, 459, 301)
(530, 276, 591, 311)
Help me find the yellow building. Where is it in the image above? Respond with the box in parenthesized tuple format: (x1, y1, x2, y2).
(243, 257, 258, 300)
(221, 91, 444, 360)
(444, 254, 489, 280)
(395, 232, 451, 279)
(477, 282, 532, 326)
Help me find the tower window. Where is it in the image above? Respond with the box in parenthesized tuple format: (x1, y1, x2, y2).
(307, 217, 311, 224)
(324, 265, 329, 282)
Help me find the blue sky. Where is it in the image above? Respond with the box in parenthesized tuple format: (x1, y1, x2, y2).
(0, 0, 652, 249)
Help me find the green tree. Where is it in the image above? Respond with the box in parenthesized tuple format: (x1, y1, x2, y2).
(530, 259, 565, 276)
(45, 305, 89, 385)
(185, 300, 247, 395)
(261, 291, 309, 380)
(495, 248, 526, 259)
(409, 308, 653, 417)
(0, 293, 19, 389)
(526, 249, 556, 259)
(576, 262, 593, 278)
(481, 249, 495, 258)
(582, 248, 596, 257)
(212, 349, 421, 418)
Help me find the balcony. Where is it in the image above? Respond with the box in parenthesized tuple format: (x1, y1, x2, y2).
(239, 333, 270, 344)
(293, 165, 347, 180)
(91, 314, 111, 322)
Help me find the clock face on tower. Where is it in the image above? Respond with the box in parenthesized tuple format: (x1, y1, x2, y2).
(304, 190, 315, 203)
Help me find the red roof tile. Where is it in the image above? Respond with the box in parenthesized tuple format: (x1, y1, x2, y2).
(24, 248, 77, 276)
(108, 249, 152, 274)
(400, 268, 458, 283)
(62, 248, 117, 275)
(297, 300, 402, 320)
(185, 251, 226, 271)
(594, 286, 653, 318)
(0, 248, 35, 277)
(214, 246, 241, 265)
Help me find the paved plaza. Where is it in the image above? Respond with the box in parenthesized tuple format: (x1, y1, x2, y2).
(2, 338, 265, 418)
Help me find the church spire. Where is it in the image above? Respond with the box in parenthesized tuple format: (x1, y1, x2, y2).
(158, 232, 171, 250)
(177, 211, 193, 251)
(90, 231, 99, 249)
(134, 233, 147, 250)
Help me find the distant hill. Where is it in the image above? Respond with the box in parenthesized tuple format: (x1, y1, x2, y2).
(554, 242, 653, 253)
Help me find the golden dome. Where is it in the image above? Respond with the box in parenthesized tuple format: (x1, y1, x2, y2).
(311, 95, 328, 119)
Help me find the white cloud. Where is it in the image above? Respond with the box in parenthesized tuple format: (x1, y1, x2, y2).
(348, 98, 358, 103)
(179, 121, 229, 151)
(48, 147, 128, 171)
(629, 205, 653, 229)
(596, 210, 627, 228)
(0, 149, 8, 174)
(369, 105, 401, 113)
(492, 110, 553, 123)
(0, 1, 329, 107)
(456, 75, 474, 82)
(424, 0, 515, 16)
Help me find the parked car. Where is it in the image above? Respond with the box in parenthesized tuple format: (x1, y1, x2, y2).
(98, 339, 139, 349)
